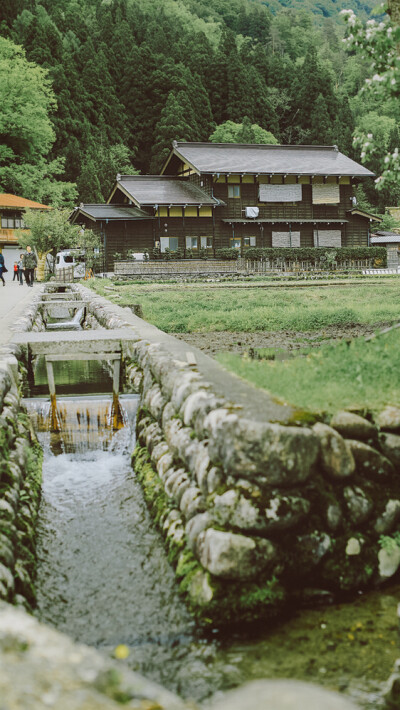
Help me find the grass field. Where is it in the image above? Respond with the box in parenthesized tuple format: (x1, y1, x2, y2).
(89, 278, 400, 334)
(216, 327, 400, 415)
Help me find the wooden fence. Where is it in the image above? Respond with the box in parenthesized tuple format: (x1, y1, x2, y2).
(114, 257, 382, 277)
(54, 266, 74, 282)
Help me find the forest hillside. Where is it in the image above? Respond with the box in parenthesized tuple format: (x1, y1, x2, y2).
(0, 0, 397, 208)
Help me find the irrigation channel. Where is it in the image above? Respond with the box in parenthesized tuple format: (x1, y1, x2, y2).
(24, 358, 400, 709)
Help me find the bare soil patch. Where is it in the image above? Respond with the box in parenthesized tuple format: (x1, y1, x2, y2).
(174, 322, 393, 356)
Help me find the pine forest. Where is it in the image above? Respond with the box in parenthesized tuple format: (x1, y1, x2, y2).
(0, 0, 398, 211)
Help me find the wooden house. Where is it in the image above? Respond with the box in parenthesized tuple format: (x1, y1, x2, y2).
(70, 142, 380, 268)
(0, 194, 51, 247)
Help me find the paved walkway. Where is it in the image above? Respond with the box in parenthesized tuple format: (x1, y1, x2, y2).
(0, 279, 40, 346)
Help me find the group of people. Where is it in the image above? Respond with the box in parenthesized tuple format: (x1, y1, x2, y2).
(0, 246, 37, 287)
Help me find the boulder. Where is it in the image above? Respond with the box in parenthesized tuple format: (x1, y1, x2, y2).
(377, 406, 400, 432)
(196, 528, 276, 580)
(313, 423, 355, 479)
(375, 500, 400, 535)
(326, 504, 343, 532)
(205, 409, 319, 485)
(208, 679, 359, 710)
(347, 439, 394, 478)
(211, 490, 310, 535)
(378, 545, 400, 579)
(380, 433, 400, 469)
(345, 537, 361, 556)
(330, 410, 377, 441)
(343, 486, 373, 526)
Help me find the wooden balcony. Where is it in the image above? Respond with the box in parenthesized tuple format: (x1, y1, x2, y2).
(0, 228, 18, 243)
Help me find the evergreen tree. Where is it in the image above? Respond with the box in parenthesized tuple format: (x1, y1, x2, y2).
(76, 154, 103, 203)
(309, 94, 333, 145)
(150, 92, 197, 173)
(210, 119, 278, 144)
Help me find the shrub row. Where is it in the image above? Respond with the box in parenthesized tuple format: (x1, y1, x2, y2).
(240, 246, 387, 265)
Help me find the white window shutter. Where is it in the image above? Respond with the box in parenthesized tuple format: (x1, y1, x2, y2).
(259, 184, 302, 202)
(272, 231, 300, 247)
(312, 184, 340, 204)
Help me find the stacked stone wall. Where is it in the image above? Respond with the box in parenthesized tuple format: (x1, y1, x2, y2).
(72, 284, 400, 625)
(0, 286, 44, 607)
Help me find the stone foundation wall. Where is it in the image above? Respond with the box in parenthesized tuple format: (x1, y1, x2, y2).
(72, 284, 400, 625)
(0, 283, 44, 608)
(0, 601, 362, 710)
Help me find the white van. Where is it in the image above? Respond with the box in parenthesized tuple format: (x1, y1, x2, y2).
(55, 250, 86, 278)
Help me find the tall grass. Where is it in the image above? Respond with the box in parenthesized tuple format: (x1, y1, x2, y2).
(216, 329, 400, 415)
(90, 280, 400, 333)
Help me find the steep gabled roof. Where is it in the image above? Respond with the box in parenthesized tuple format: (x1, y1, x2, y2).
(108, 176, 220, 207)
(0, 193, 51, 209)
(162, 142, 375, 178)
(70, 204, 154, 222)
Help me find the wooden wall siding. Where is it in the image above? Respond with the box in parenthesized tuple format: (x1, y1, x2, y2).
(313, 229, 342, 247)
(272, 231, 301, 247)
(212, 181, 355, 221)
(345, 214, 370, 247)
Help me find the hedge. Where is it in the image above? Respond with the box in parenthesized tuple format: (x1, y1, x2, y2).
(240, 246, 387, 265)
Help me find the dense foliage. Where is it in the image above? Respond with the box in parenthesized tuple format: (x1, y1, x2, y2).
(342, 3, 400, 203)
(0, 0, 397, 207)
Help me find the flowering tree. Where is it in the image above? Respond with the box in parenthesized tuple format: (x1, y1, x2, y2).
(341, 2, 400, 192)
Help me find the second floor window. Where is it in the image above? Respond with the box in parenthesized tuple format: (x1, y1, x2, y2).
(228, 185, 241, 199)
(1, 213, 24, 229)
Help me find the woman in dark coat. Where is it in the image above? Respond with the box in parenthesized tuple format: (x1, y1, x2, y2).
(0, 249, 6, 286)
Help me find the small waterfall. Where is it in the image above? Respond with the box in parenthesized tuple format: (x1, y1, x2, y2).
(24, 395, 134, 454)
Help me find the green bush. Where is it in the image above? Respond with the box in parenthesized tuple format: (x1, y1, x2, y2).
(242, 246, 387, 266)
(215, 248, 239, 260)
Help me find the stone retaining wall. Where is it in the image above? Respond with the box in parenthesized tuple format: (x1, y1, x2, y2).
(72, 284, 400, 625)
(0, 289, 44, 608)
(0, 601, 362, 710)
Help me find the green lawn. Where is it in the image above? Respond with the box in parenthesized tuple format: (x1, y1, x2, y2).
(216, 328, 400, 416)
(89, 278, 400, 333)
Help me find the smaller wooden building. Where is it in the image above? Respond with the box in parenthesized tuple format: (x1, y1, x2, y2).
(371, 231, 400, 268)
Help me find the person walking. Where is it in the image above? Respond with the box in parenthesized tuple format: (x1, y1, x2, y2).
(17, 255, 24, 285)
(0, 249, 7, 287)
(22, 245, 37, 287)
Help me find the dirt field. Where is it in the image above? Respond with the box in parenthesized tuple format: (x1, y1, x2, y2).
(174, 322, 393, 356)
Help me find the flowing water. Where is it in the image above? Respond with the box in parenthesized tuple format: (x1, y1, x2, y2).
(25, 392, 400, 707)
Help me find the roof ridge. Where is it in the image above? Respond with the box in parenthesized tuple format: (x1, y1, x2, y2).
(119, 175, 187, 180)
(175, 142, 339, 151)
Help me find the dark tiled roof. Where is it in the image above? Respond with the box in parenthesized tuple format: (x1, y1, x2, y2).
(169, 142, 374, 177)
(117, 176, 218, 206)
(371, 233, 400, 243)
(72, 204, 154, 221)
